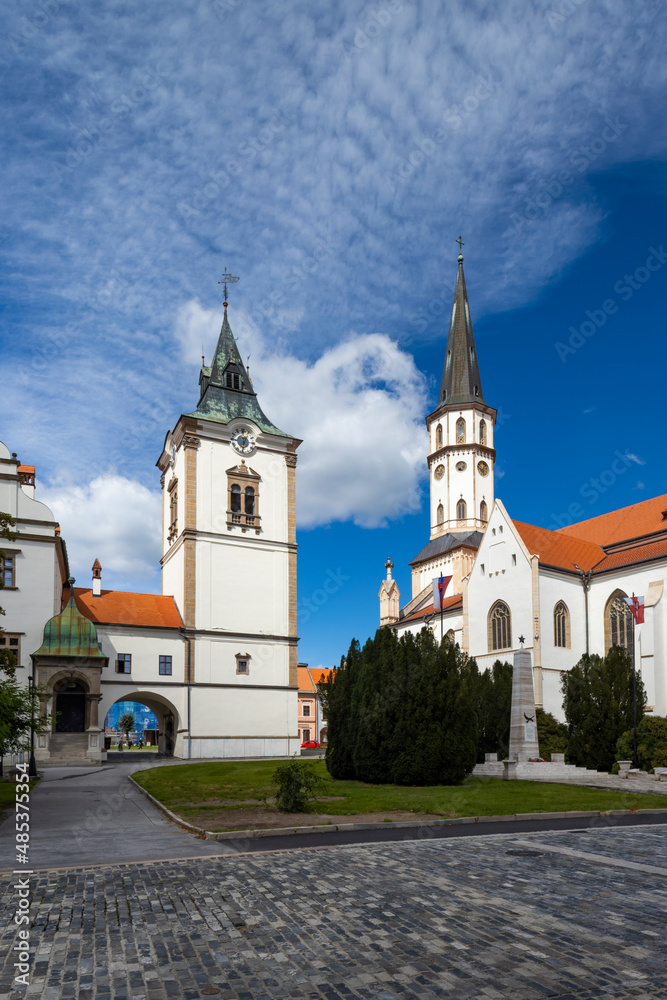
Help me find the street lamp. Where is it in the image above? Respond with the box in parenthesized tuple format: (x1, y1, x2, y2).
(27, 675, 37, 777)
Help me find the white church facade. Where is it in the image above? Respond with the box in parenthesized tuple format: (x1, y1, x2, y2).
(1, 286, 301, 764)
(380, 251, 667, 721)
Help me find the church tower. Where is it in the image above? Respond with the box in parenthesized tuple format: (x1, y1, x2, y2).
(409, 245, 496, 598)
(157, 275, 301, 756)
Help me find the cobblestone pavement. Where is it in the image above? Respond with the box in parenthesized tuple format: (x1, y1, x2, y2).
(1, 824, 666, 999)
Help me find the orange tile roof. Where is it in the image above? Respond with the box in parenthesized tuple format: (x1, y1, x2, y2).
(399, 593, 462, 624)
(513, 521, 605, 574)
(68, 587, 183, 629)
(297, 666, 316, 692)
(17, 464, 35, 474)
(557, 494, 667, 547)
(309, 667, 334, 685)
(592, 537, 667, 574)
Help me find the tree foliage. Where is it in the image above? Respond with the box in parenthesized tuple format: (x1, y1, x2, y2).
(561, 647, 646, 771)
(324, 628, 478, 786)
(474, 660, 512, 762)
(536, 708, 568, 760)
(272, 760, 326, 812)
(117, 712, 135, 739)
(616, 716, 667, 770)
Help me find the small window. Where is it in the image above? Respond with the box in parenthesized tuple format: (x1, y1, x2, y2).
(436, 424, 443, 447)
(244, 486, 255, 515)
(303, 704, 311, 717)
(236, 653, 251, 675)
(116, 654, 132, 674)
(159, 655, 172, 676)
(2, 554, 15, 588)
(480, 564, 485, 576)
(499, 525, 503, 534)
(230, 484, 241, 513)
(474, 385, 479, 397)
(488, 601, 511, 652)
(511, 554, 516, 566)
(480, 500, 488, 522)
(457, 498, 467, 520)
(479, 419, 487, 445)
(437, 503, 444, 525)
(554, 601, 570, 649)
(0, 633, 20, 667)
(456, 417, 466, 443)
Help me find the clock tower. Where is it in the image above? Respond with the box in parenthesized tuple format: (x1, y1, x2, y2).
(409, 247, 496, 597)
(157, 285, 301, 757)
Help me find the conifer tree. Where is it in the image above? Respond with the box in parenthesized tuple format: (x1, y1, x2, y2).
(561, 647, 646, 771)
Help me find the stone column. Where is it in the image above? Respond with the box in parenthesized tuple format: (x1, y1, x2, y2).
(508, 646, 541, 762)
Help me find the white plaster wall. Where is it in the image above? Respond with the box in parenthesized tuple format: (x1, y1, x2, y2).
(538, 571, 587, 671)
(194, 635, 291, 687)
(95, 626, 185, 684)
(190, 684, 297, 739)
(394, 612, 463, 643)
(195, 538, 289, 636)
(467, 506, 533, 669)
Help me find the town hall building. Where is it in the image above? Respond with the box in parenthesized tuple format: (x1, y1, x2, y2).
(1, 283, 302, 764)
(380, 249, 667, 721)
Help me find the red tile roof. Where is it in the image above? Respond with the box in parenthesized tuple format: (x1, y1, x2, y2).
(513, 521, 605, 574)
(309, 667, 334, 685)
(592, 537, 667, 574)
(558, 494, 667, 547)
(399, 593, 462, 624)
(68, 587, 183, 629)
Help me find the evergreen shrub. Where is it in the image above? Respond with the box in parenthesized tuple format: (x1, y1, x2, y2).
(616, 716, 667, 771)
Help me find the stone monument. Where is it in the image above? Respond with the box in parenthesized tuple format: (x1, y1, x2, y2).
(508, 637, 540, 762)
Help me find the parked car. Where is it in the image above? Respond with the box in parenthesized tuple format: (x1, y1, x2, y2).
(300, 740, 321, 748)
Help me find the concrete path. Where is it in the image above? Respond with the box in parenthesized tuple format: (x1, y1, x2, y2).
(0, 761, 238, 871)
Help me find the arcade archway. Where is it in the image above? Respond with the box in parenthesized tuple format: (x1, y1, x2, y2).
(105, 692, 182, 757)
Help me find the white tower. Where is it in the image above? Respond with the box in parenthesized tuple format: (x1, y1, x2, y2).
(410, 246, 496, 597)
(157, 277, 301, 757)
(379, 557, 400, 626)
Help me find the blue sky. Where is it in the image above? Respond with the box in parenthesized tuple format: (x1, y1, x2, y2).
(2, 1, 666, 669)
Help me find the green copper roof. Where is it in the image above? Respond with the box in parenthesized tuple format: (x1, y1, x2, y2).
(33, 580, 106, 659)
(188, 306, 292, 437)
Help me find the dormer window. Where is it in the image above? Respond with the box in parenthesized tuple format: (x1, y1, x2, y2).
(224, 364, 243, 391)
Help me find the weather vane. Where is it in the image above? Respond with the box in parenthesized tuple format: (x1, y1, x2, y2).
(218, 269, 240, 306)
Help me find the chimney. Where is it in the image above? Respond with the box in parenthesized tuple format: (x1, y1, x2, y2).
(92, 558, 102, 597)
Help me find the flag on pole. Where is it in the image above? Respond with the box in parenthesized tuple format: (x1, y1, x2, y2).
(624, 594, 645, 625)
(432, 575, 452, 610)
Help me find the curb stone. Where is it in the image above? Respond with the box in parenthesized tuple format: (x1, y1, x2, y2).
(127, 775, 667, 843)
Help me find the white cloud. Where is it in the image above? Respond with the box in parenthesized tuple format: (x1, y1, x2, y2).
(40, 474, 162, 592)
(625, 453, 646, 466)
(175, 300, 428, 528)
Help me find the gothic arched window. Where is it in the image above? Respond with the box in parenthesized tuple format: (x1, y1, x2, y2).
(488, 601, 511, 652)
(230, 484, 241, 513)
(605, 590, 634, 661)
(436, 424, 443, 447)
(437, 503, 444, 525)
(554, 601, 570, 648)
(479, 419, 487, 445)
(457, 498, 467, 521)
(480, 500, 488, 522)
(456, 418, 466, 443)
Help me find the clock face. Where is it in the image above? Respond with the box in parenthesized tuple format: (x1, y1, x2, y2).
(434, 464, 445, 480)
(455, 461, 467, 472)
(231, 428, 256, 455)
(477, 460, 489, 477)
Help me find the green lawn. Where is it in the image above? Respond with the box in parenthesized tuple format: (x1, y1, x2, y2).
(132, 759, 667, 831)
(0, 777, 39, 818)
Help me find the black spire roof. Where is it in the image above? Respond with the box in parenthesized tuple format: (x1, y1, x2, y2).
(438, 254, 485, 408)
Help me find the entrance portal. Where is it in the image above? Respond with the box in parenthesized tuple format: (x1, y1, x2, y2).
(54, 681, 86, 732)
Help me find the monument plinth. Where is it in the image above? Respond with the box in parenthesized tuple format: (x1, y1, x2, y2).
(509, 645, 540, 762)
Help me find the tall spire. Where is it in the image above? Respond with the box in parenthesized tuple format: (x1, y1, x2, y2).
(438, 245, 485, 407)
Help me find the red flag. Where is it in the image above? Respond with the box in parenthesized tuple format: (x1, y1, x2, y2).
(432, 575, 453, 610)
(624, 595, 645, 625)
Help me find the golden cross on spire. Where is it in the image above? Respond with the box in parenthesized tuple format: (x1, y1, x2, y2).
(456, 235, 464, 254)
(218, 269, 239, 306)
